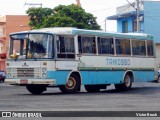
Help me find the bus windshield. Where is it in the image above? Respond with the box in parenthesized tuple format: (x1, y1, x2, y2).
(9, 33, 54, 59)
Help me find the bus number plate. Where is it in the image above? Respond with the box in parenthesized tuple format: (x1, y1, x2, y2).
(20, 80, 28, 84)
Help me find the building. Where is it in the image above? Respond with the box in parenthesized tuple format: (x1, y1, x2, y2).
(0, 15, 30, 70)
(107, 1, 160, 71)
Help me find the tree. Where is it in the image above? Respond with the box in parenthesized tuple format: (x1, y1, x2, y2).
(26, 7, 53, 29)
(26, 4, 101, 30)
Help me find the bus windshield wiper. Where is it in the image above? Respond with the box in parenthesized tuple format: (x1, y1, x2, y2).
(32, 54, 37, 61)
(14, 55, 25, 61)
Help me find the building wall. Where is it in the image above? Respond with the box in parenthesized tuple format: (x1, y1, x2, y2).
(155, 44, 160, 71)
(5, 15, 30, 51)
(0, 15, 30, 71)
(117, 16, 144, 33)
(117, 17, 133, 33)
(144, 1, 160, 43)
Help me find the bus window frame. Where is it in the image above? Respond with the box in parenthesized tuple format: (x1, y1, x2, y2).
(78, 35, 97, 55)
(115, 38, 131, 56)
(146, 40, 154, 57)
(9, 33, 55, 60)
(56, 35, 75, 59)
(97, 36, 114, 56)
(132, 39, 147, 57)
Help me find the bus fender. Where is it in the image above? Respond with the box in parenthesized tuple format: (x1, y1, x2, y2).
(67, 70, 82, 84)
(123, 70, 134, 83)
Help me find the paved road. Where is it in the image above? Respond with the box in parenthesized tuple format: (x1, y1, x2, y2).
(0, 82, 160, 112)
(1, 82, 160, 120)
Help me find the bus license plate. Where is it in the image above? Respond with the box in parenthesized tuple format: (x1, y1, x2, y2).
(20, 80, 28, 84)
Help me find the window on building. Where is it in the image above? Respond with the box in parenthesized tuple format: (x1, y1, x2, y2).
(78, 36, 96, 54)
(122, 21, 128, 33)
(147, 41, 154, 57)
(57, 36, 75, 58)
(98, 37, 114, 54)
(133, 20, 141, 32)
(115, 39, 131, 55)
(132, 40, 146, 56)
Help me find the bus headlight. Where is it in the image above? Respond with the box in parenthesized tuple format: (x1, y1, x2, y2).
(42, 68, 47, 73)
(41, 68, 47, 78)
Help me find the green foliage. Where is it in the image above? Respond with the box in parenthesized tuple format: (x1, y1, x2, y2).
(26, 4, 101, 30)
(26, 7, 53, 29)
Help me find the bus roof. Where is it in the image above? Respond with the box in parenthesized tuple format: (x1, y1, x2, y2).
(10, 27, 153, 40)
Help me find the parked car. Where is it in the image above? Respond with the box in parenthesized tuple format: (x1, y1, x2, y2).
(0, 70, 6, 83)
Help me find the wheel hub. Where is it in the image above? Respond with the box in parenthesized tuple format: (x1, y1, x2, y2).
(125, 75, 131, 87)
(66, 77, 76, 89)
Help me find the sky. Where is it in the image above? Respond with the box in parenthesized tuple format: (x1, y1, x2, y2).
(0, 0, 137, 31)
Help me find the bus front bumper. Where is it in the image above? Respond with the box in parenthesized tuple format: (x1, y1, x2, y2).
(5, 79, 56, 85)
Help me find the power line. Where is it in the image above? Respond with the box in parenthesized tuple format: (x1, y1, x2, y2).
(126, 0, 140, 32)
(126, 0, 136, 10)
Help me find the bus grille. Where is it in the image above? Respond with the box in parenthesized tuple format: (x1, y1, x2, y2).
(17, 68, 34, 78)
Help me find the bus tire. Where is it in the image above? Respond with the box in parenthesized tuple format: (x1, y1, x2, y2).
(59, 74, 80, 94)
(84, 85, 101, 93)
(26, 85, 47, 95)
(115, 74, 132, 91)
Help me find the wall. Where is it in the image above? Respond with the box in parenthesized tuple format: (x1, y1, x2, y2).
(155, 44, 160, 72)
(5, 15, 30, 52)
(0, 15, 30, 71)
(144, 1, 160, 43)
(117, 17, 133, 33)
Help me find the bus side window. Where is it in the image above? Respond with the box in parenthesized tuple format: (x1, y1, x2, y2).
(78, 36, 82, 54)
(57, 36, 75, 59)
(147, 41, 154, 56)
(81, 36, 96, 54)
(116, 39, 131, 55)
(59, 37, 65, 53)
(132, 40, 146, 56)
(92, 37, 96, 54)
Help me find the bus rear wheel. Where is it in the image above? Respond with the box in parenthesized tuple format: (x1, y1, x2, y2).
(115, 74, 132, 91)
(59, 74, 80, 94)
(26, 85, 47, 95)
(84, 85, 101, 93)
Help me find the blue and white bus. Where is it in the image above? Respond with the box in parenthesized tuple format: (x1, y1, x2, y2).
(5, 27, 155, 94)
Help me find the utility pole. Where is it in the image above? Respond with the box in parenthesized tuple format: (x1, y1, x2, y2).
(136, 0, 140, 33)
(76, 0, 81, 7)
(126, 0, 141, 32)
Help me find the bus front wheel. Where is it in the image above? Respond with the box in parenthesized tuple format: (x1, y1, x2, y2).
(115, 74, 132, 91)
(26, 85, 47, 94)
(59, 74, 80, 94)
